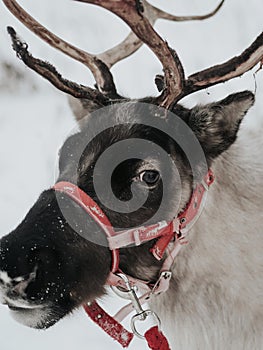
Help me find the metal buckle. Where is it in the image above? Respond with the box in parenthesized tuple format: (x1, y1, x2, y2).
(151, 270, 172, 295)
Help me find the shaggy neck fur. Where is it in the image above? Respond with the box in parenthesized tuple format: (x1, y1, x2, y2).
(151, 124, 263, 349)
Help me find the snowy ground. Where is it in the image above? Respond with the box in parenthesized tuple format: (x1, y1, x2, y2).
(0, 1, 262, 349)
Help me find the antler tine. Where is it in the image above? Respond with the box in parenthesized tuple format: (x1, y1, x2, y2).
(78, 0, 188, 109)
(183, 32, 263, 98)
(2, 0, 118, 97)
(155, 0, 225, 22)
(98, 0, 225, 69)
(6, 26, 110, 106)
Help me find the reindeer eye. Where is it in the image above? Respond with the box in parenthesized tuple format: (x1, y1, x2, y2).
(139, 170, 160, 185)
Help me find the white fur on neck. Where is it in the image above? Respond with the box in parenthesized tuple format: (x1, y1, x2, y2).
(151, 121, 263, 349)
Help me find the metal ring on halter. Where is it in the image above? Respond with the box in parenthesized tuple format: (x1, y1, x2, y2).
(110, 284, 138, 300)
(131, 310, 161, 339)
(110, 273, 138, 300)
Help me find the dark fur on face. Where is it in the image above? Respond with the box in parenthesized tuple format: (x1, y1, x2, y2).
(0, 91, 254, 328)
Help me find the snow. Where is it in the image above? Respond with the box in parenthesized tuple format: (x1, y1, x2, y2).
(0, 0, 262, 349)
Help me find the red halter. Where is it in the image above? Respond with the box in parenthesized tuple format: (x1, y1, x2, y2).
(53, 169, 215, 348)
(53, 169, 214, 270)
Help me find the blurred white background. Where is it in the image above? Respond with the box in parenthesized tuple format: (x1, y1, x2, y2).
(0, 0, 262, 349)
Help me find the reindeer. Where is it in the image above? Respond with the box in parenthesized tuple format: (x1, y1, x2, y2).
(0, 1, 262, 349)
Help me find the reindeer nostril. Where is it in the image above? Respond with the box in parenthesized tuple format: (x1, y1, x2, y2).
(9, 266, 38, 297)
(10, 288, 20, 298)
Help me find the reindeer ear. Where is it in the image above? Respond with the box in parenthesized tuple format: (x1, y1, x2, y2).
(68, 96, 104, 125)
(188, 91, 255, 159)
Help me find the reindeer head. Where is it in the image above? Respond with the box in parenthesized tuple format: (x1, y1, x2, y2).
(0, 0, 261, 330)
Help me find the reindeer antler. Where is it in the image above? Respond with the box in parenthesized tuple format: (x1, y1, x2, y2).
(2, 0, 120, 98)
(2, 0, 263, 110)
(97, 0, 225, 69)
(79, 0, 263, 108)
(6, 26, 112, 104)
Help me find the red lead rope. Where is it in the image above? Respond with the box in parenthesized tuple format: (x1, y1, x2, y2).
(83, 301, 134, 348)
(145, 326, 171, 350)
(83, 301, 171, 349)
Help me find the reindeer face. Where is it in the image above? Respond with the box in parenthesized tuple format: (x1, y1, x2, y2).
(0, 93, 254, 329)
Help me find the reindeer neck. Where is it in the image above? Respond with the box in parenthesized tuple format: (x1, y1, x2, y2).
(169, 126, 263, 284)
(150, 126, 263, 349)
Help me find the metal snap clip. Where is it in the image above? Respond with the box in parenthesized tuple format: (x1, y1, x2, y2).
(131, 310, 161, 339)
